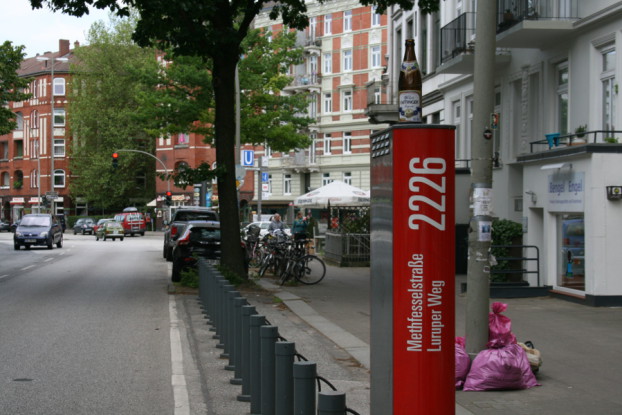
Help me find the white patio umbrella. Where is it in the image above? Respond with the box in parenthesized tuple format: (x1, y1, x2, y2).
(293, 180, 370, 208)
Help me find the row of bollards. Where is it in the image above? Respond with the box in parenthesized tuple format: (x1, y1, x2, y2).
(197, 259, 358, 415)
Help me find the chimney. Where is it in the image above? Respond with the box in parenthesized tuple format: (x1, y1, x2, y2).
(59, 39, 70, 57)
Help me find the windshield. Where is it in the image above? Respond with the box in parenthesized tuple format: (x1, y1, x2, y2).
(176, 211, 218, 221)
(20, 216, 51, 227)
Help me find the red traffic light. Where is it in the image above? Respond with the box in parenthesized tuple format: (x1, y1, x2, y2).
(165, 191, 172, 197)
(112, 152, 119, 159)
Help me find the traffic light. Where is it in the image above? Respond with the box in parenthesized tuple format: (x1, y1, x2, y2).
(112, 152, 119, 169)
(165, 191, 172, 206)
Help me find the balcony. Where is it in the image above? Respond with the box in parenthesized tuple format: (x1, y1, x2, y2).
(303, 36, 322, 53)
(496, 0, 579, 49)
(284, 73, 321, 93)
(281, 149, 319, 172)
(437, 12, 511, 74)
(529, 130, 622, 153)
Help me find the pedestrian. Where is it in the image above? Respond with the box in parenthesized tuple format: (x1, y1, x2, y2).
(268, 213, 285, 234)
(292, 211, 308, 242)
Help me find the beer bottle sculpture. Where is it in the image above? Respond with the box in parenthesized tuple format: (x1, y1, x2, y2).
(398, 39, 423, 122)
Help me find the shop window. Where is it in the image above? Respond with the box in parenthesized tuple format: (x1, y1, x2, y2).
(558, 214, 585, 291)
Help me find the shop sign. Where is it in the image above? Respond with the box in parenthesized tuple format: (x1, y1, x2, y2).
(10, 197, 25, 205)
(548, 172, 584, 212)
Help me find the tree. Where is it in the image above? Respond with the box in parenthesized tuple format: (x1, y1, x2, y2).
(30, 0, 439, 278)
(68, 14, 161, 211)
(0, 41, 31, 135)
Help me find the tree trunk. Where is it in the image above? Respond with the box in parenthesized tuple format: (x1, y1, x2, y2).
(212, 51, 246, 278)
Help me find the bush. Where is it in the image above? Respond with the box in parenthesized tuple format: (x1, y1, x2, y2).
(491, 219, 523, 282)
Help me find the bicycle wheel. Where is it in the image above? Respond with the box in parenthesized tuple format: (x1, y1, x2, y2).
(257, 254, 272, 279)
(249, 248, 263, 268)
(295, 255, 326, 285)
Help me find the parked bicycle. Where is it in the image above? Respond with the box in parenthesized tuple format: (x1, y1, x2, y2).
(277, 239, 326, 286)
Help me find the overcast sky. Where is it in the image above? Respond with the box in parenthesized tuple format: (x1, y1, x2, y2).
(0, 0, 111, 58)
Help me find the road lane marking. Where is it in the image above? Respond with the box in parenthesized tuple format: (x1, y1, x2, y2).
(44, 258, 54, 262)
(21, 265, 35, 271)
(0, 275, 8, 280)
(169, 296, 190, 415)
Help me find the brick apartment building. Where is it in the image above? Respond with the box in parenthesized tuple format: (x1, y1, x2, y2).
(1, 39, 74, 223)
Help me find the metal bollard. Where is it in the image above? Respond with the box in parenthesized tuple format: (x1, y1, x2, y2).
(249, 315, 266, 415)
(260, 325, 279, 415)
(223, 289, 240, 364)
(212, 278, 227, 336)
(275, 342, 296, 415)
(230, 296, 247, 384)
(318, 391, 346, 414)
(237, 305, 257, 402)
(294, 361, 317, 415)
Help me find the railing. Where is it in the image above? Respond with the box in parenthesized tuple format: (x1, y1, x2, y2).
(324, 232, 370, 267)
(198, 261, 361, 415)
(497, 0, 579, 33)
(529, 130, 622, 153)
(440, 12, 476, 65)
(289, 74, 321, 87)
(491, 244, 541, 286)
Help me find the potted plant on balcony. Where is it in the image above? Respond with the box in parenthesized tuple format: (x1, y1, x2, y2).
(603, 137, 618, 143)
(573, 124, 588, 145)
(13, 180, 22, 189)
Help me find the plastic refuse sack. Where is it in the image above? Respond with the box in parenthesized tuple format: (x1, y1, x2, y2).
(519, 341, 543, 373)
(455, 337, 471, 389)
(488, 302, 517, 348)
(463, 343, 539, 391)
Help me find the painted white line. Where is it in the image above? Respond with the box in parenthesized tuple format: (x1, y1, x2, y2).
(0, 274, 8, 280)
(44, 257, 54, 262)
(21, 265, 35, 271)
(169, 296, 190, 415)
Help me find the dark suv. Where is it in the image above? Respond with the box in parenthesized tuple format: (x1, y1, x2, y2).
(163, 207, 219, 261)
(171, 221, 221, 282)
(14, 214, 63, 250)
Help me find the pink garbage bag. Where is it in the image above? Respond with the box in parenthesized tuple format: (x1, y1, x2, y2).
(455, 337, 471, 389)
(463, 343, 539, 391)
(488, 302, 517, 348)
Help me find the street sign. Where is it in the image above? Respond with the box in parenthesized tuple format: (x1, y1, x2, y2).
(241, 150, 254, 167)
(262, 172, 269, 183)
(262, 183, 269, 192)
(45, 191, 59, 198)
(235, 164, 246, 180)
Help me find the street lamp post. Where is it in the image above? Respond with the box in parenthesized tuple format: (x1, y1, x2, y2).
(35, 140, 41, 213)
(36, 55, 68, 213)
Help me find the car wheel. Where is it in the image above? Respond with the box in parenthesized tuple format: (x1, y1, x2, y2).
(140, 232, 145, 236)
(25, 244, 31, 250)
(172, 260, 182, 282)
(47, 238, 53, 249)
(112, 238, 116, 241)
(14, 243, 20, 250)
(103, 235, 107, 241)
(166, 247, 173, 262)
(56, 237, 63, 248)
(163, 244, 167, 258)
(73, 230, 77, 235)
(120, 237, 124, 241)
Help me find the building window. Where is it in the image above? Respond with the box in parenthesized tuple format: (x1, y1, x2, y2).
(374, 87, 381, 104)
(324, 133, 332, 154)
(343, 49, 353, 72)
(601, 46, 616, 131)
(1, 171, 9, 188)
(284, 174, 292, 195)
(54, 169, 66, 188)
(54, 139, 65, 157)
(343, 132, 352, 153)
(556, 61, 569, 135)
(344, 10, 352, 32)
(14, 140, 24, 158)
(16, 112, 23, 130)
(323, 53, 332, 74)
(371, 45, 381, 68)
(31, 139, 39, 159)
(31, 110, 39, 129)
(265, 143, 272, 158)
(309, 55, 318, 80)
(53, 77, 66, 96)
(177, 133, 189, 145)
(32, 79, 39, 98)
(53, 108, 65, 127)
(371, 6, 381, 27)
(309, 17, 317, 38)
(343, 171, 352, 185)
(342, 89, 353, 112)
(558, 214, 585, 291)
(309, 93, 317, 119)
(0, 141, 8, 160)
(323, 92, 332, 113)
(324, 14, 332, 35)
(31, 169, 39, 189)
(322, 173, 332, 186)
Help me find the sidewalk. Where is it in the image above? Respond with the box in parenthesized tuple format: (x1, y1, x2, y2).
(253, 264, 622, 415)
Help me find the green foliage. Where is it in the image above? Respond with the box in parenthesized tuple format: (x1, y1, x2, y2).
(68, 13, 160, 210)
(180, 267, 200, 288)
(0, 41, 31, 135)
(491, 219, 523, 282)
(604, 137, 618, 143)
(575, 124, 587, 138)
(13, 180, 23, 189)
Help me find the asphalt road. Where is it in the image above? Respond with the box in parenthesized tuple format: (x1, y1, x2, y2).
(0, 231, 183, 414)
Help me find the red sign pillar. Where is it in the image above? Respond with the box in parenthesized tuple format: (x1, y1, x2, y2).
(371, 124, 455, 414)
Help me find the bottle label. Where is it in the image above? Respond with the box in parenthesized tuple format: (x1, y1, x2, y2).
(399, 90, 422, 122)
(401, 61, 419, 72)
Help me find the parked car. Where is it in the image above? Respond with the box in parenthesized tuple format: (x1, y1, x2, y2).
(163, 207, 219, 262)
(114, 207, 146, 237)
(56, 215, 67, 233)
(13, 214, 63, 250)
(93, 218, 113, 234)
(95, 220, 125, 241)
(73, 218, 96, 235)
(0, 219, 10, 232)
(241, 221, 291, 238)
(171, 220, 222, 282)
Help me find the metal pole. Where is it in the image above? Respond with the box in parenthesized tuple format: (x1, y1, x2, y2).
(260, 325, 279, 415)
(237, 304, 257, 402)
(231, 296, 247, 385)
(257, 157, 262, 220)
(36, 141, 41, 213)
(293, 361, 317, 415)
(318, 391, 347, 415)
(466, 0, 497, 355)
(249, 315, 266, 415)
(275, 341, 296, 415)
